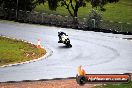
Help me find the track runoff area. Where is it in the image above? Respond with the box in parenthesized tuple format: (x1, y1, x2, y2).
(76, 66, 131, 85)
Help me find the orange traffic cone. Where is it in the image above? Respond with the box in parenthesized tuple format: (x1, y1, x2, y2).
(37, 39, 41, 48)
(78, 65, 86, 76)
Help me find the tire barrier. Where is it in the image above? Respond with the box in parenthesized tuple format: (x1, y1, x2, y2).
(76, 66, 131, 85)
(76, 74, 131, 85)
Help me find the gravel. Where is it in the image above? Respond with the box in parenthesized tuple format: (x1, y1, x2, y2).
(0, 79, 100, 88)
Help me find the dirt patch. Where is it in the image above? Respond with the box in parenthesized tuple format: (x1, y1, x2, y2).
(0, 79, 100, 88)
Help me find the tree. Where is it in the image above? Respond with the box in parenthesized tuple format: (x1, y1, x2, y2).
(48, 0, 59, 10)
(0, 0, 46, 19)
(60, 0, 87, 18)
(0, 0, 45, 11)
(45, 0, 119, 19)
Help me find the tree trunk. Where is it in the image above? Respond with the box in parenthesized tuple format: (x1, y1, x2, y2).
(73, 5, 79, 24)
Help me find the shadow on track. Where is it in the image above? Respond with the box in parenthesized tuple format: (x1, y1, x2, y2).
(58, 46, 71, 49)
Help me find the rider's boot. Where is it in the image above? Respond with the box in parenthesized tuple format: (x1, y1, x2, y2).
(58, 39, 62, 43)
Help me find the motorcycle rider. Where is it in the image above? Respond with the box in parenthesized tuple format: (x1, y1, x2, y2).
(58, 29, 67, 43)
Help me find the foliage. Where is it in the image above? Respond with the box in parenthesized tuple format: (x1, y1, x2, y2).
(95, 81, 132, 88)
(43, 0, 119, 18)
(60, 0, 88, 17)
(86, 9, 102, 29)
(90, 0, 119, 11)
(0, 0, 45, 11)
(0, 0, 120, 19)
(35, 0, 132, 23)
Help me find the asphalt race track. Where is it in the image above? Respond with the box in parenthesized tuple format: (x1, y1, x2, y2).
(0, 21, 132, 82)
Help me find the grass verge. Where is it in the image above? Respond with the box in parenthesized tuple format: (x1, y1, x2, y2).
(0, 36, 46, 66)
(95, 81, 132, 88)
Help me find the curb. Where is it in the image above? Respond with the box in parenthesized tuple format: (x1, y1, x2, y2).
(0, 35, 53, 68)
(0, 77, 75, 83)
(112, 36, 132, 42)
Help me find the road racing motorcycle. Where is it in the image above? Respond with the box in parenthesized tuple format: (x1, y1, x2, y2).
(58, 33, 72, 48)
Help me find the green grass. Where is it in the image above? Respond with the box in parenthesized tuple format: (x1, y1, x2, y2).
(95, 81, 132, 88)
(0, 36, 46, 66)
(34, 0, 132, 23)
(102, 0, 132, 23)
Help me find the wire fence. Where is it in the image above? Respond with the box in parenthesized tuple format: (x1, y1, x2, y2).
(0, 7, 131, 33)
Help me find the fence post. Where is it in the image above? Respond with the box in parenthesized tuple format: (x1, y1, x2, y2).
(34, 11, 38, 23)
(124, 22, 132, 33)
(57, 15, 62, 26)
(16, 0, 18, 20)
(11, 9, 14, 19)
(65, 16, 68, 26)
(92, 19, 95, 28)
(118, 22, 122, 32)
(41, 13, 45, 24)
(83, 18, 87, 29)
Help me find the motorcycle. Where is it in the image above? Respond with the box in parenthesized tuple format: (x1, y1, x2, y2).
(58, 34, 72, 48)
